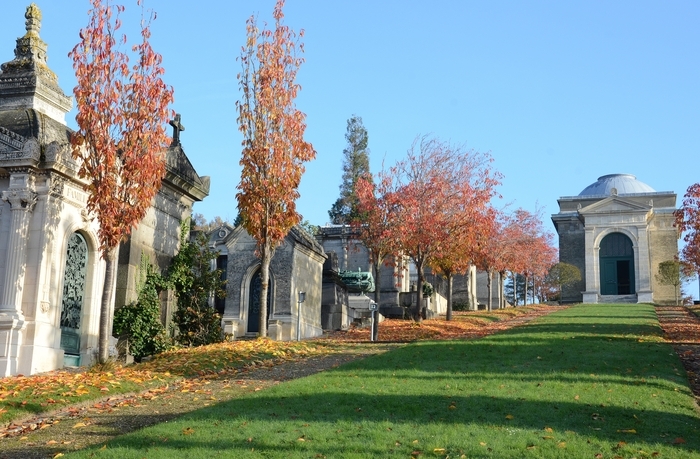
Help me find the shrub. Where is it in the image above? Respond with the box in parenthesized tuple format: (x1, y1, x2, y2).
(169, 222, 226, 347)
(113, 266, 171, 361)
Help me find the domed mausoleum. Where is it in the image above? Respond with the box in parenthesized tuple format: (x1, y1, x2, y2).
(551, 174, 678, 304)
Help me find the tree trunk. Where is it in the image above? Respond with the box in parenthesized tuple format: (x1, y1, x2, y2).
(99, 247, 118, 364)
(466, 266, 474, 311)
(372, 258, 381, 341)
(524, 274, 529, 305)
(487, 270, 492, 312)
(499, 272, 505, 309)
(413, 259, 424, 323)
(259, 243, 272, 338)
(446, 274, 453, 321)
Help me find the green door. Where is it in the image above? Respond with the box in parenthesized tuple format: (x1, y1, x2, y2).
(599, 233, 635, 296)
(60, 233, 88, 363)
(601, 259, 618, 295)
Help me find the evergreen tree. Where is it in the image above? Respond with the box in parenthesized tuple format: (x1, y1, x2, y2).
(329, 115, 371, 224)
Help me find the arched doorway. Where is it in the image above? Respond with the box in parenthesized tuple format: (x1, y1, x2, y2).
(247, 269, 271, 334)
(60, 232, 88, 364)
(599, 233, 635, 295)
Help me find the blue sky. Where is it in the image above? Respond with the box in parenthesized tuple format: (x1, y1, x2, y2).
(3, 1, 699, 297)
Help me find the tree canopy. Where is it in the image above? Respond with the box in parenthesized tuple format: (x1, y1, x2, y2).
(236, 0, 315, 337)
(329, 115, 371, 224)
(70, 0, 174, 362)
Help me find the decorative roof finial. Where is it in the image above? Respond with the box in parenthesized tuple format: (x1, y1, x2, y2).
(25, 4, 42, 36)
(0, 3, 72, 123)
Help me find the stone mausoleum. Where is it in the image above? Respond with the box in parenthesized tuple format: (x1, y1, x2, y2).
(207, 224, 326, 340)
(0, 5, 208, 376)
(551, 174, 678, 304)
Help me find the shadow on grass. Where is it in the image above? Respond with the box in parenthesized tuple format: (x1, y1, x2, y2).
(54, 390, 700, 458)
(24, 304, 698, 458)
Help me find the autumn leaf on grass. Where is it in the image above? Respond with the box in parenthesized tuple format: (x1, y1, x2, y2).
(505, 414, 514, 420)
(673, 437, 686, 444)
(72, 422, 88, 428)
(617, 429, 637, 434)
(182, 427, 195, 435)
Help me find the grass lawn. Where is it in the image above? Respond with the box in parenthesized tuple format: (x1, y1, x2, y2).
(66, 303, 700, 459)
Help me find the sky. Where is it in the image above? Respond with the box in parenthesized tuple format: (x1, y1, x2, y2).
(2, 1, 699, 298)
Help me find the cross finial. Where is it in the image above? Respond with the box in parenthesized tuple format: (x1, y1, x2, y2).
(169, 113, 185, 146)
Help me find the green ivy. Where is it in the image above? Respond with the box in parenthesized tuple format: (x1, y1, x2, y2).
(113, 264, 171, 361)
(168, 220, 226, 347)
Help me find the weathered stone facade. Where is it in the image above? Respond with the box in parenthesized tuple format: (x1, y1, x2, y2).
(552, 174, 678, 304)
(0, 5, 208, 376)
(209, 224, 326, 340)
(315, 225, 411, 316)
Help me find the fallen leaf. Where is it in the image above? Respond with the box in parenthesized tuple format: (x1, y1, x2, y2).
(182, 427, 195, 435)
(673, 437, 686, 444)
(72, 422, 87, 428)
(505, 414, 514, 420)
(433, 448, 446, 453)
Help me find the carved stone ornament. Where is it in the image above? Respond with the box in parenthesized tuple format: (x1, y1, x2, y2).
(49, 175, 65, 198)
(1, 188, 38, 211)
(0, 127, 40, 163)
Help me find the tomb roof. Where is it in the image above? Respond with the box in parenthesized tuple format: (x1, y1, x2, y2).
(0, 4, 72, 123)
(578, 174, 656, 196)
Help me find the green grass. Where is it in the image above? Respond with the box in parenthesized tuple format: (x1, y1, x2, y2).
(68, 304, 700, 458)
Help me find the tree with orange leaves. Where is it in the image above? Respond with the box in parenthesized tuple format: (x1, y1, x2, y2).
(355, 174, 400, 313)
(385, 136, 500, 321)
(70, 0, 174, 363)
(676, 183, 700, 296)
(236, 0, 315, 337)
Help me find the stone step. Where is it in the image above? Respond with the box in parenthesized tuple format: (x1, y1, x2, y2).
(599, 294, 638, 304)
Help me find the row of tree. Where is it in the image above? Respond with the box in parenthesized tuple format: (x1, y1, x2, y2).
(330, 125, 560, 321)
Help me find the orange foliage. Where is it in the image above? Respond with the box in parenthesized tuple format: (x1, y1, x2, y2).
(236, 0, 315, 336)
(322, 306, 559, 342)
(70, 0, 174, 255)
(676, 183, 700, 273)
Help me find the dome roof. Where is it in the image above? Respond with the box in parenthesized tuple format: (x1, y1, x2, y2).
(578, 174, 656, 196)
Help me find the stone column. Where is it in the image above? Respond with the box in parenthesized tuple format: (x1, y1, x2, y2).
(0, 181, 37, 376)
(582, 226, 599, 304)
(635, 225, 654, 303)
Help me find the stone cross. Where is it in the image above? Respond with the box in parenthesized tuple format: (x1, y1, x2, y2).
(169, 113, 185, 146)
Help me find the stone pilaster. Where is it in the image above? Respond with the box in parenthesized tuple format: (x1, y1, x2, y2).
(0, 178, 36, 376)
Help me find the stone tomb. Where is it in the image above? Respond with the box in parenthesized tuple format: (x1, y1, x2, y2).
(0, 5, 208, 376)
(552, 174, 678, 304)
(207, 224, 326, 340)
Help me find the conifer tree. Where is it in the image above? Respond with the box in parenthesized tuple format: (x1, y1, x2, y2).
(329, 115, 370, 224)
